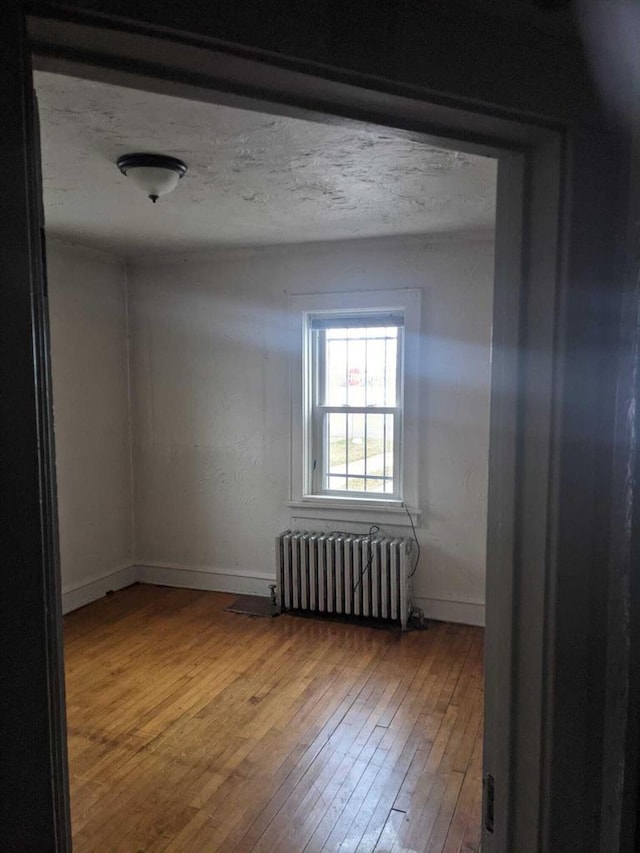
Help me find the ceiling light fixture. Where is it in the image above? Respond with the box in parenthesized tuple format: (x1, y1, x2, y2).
(116, 153, 188, 203)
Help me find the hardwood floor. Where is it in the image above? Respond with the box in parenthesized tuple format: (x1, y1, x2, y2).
(64, 584, 483, 852)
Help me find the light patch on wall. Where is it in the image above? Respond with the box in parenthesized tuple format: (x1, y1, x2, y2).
(128, 234, 494, 625)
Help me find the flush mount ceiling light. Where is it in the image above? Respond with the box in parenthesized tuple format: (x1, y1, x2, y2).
(116, 153, 188, 203)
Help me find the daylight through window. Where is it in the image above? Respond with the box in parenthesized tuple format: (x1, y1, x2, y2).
(308, 312, 404, 499)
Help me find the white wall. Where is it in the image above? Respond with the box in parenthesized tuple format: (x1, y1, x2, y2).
(128, 234, 494, 625)
(48, 241, 135, 612)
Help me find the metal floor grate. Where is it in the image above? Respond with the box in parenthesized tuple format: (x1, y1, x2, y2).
(225, 594, 276, 618)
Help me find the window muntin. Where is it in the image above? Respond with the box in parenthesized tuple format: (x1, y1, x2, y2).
(308, 313, 404, 499)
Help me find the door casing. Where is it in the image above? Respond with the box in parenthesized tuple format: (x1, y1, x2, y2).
(1, 4, 625, 850)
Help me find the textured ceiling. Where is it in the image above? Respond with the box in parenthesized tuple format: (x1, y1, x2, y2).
(35, 71, 497, 256)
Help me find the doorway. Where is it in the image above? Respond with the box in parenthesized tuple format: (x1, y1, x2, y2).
(6, 10, 569, 852)
(38, 64, 497, 850)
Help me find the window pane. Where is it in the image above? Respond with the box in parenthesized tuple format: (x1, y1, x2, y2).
(325, 334, 347, 406)
(327, 413, 347, 479)
(327, 474, 347, 490)
(363, 413, 391, 484)
(384, 414, 394, 478)
(384, 332, 398, 406)
(346, 339, 365, 406)
(346, 412, 365, 484)
(325, 411, 395, 494)
(366, 338, 386, 406)
(323, 325, 398, 408)
(346, 477, 366, 491)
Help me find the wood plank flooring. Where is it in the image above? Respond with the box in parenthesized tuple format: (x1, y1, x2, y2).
(64, 584, 484, 852)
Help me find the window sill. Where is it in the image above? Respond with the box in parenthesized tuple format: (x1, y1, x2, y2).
(287, 498, 421, 527)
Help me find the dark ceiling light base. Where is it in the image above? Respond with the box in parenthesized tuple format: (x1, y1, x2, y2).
(116, 153, 187, 176)
(116, 153, 188, 203)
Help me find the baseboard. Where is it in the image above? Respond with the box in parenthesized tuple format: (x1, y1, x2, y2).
(62, 564, 484, 627)
(62, 564, 137, 614)
(413, 595, 485, 627)
(136, 563, 276, 597)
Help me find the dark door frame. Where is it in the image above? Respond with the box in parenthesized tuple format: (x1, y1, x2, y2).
(1, 4, 634, 851)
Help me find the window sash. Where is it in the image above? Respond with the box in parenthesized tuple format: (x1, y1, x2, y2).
(309, 310, 404, 330)
(314, 405, 399, 414)
(312, 409, 402, 498)
(314, 327, 402, 409)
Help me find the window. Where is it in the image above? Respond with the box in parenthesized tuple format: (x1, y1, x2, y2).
(290, 289, 421, 515)
(307, 312, 403, 498)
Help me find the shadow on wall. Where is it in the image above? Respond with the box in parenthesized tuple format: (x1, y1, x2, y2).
(415, 540, 486, 612)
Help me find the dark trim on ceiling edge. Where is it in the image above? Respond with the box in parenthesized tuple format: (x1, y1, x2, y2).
(26, 3, 574, 132)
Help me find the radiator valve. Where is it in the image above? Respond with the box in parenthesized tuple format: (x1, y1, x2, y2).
(409, 606, 427, 631)
(269, 584, 280, 616)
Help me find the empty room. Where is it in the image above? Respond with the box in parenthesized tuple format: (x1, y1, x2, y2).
(37, 67, 497, 852)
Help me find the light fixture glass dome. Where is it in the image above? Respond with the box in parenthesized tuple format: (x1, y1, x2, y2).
(116, 154, 188, 203)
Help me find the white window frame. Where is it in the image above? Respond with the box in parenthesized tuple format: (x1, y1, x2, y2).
(309, 312, 404, 499)
(289, 289, 421, 519)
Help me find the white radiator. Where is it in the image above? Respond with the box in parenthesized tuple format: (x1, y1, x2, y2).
(276, 530, 413, 630)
